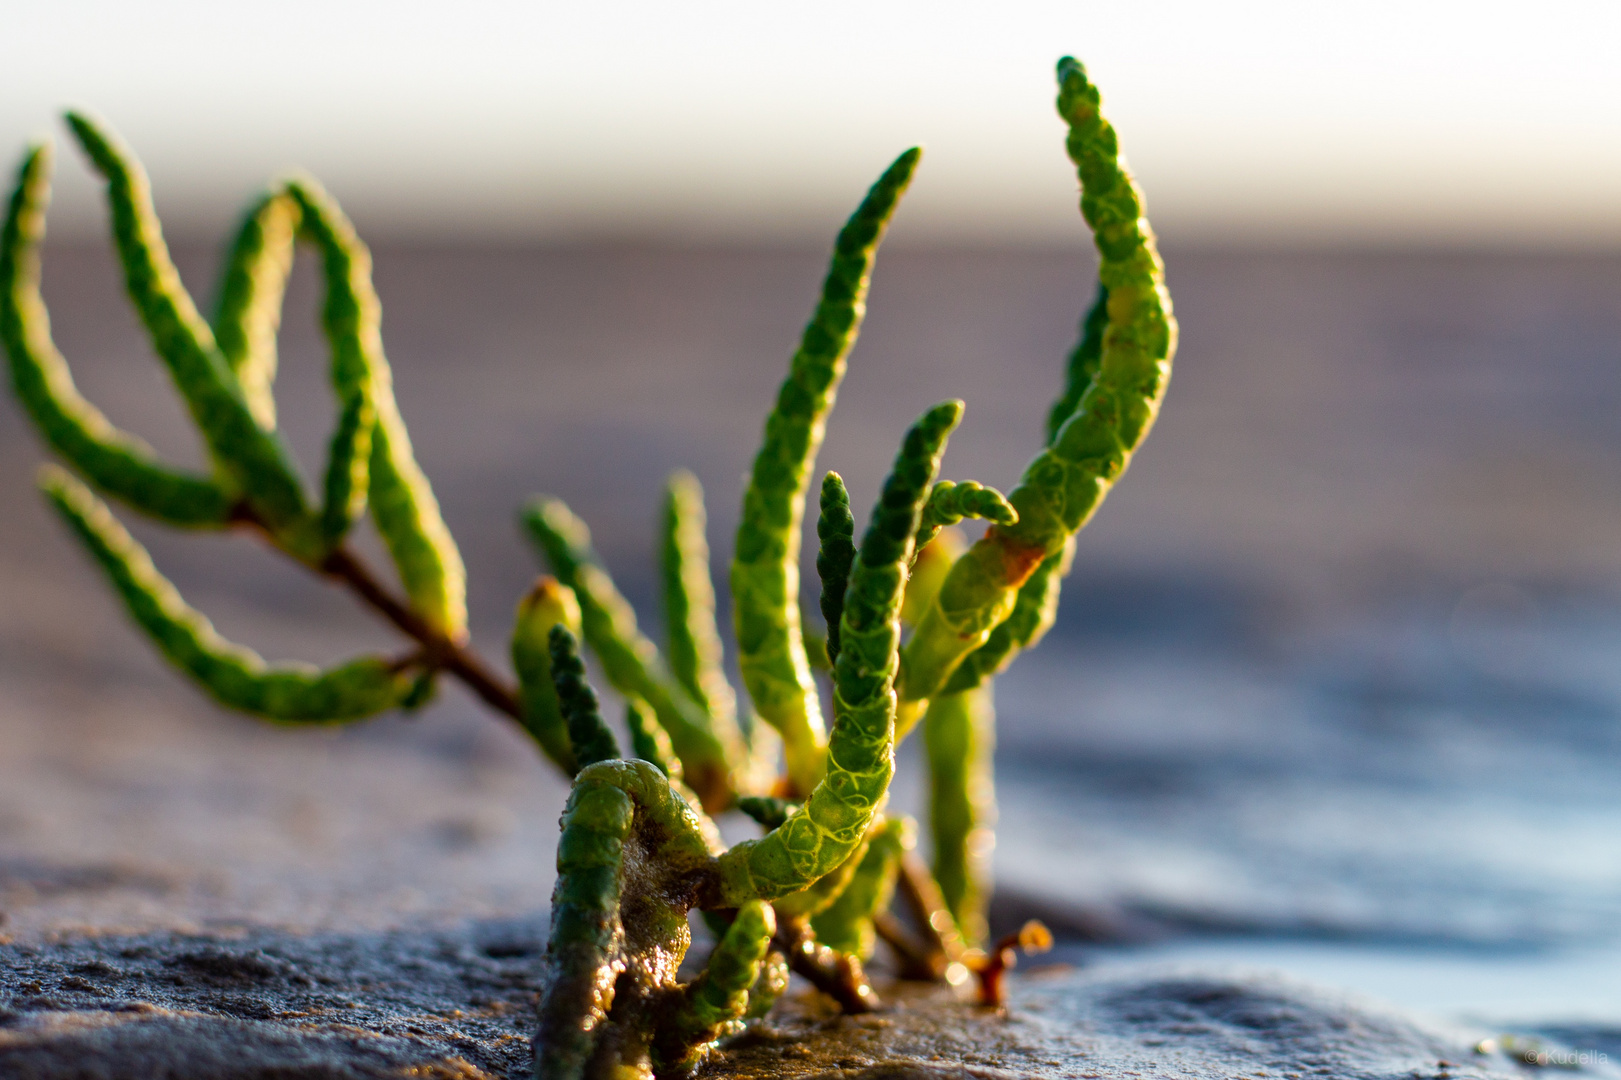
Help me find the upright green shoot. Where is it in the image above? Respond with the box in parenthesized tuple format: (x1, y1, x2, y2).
(731, 148, 920, 799)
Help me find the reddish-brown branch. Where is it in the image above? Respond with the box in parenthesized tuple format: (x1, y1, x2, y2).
(232, 507, 522, 722)
(974, 920, 1053, 1008)
(872, 910, 942, 981)
(318, 545, 522, 720)
(773, 922, 878, 1014)
(896, 853, 966, 964)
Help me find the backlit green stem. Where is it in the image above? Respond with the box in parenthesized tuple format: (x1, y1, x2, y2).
(731, 148, 920, 799)
(285, 178, 384, 549)
(511, 576, 582, 772)
(524, 496, 740, 810)
(549, 626, 623, 771)
(660, 470, 741, 744)
(533, 759, 725, 1080)
(815, 471, 856, 667)
(66, 113, 314, 547)
(923, 685, 996, 945)
(1046, 281, 1110, 445)
(941, 537, 1074, 696)
(811, 815, 911, 959)
(715, 400, 960, 905)
(913, 480, 1017, 553)
(772, 832, 873, 921)
(658, 901, 775, 1075)
(42, 465, 413, 722)
(285, 174, 471, 637)
(213, 189, 298, 430)
(900, 58, 1175, 702)
(627, 697, 681, 781)
(1, 144, 234, 527)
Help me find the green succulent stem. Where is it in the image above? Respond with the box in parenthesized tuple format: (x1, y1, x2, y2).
(282, 178, 383, 549)
(811, 815, 911, 959)
(2, 143, 235, 527)
(658, 900, 776, 1075)
(523, 496, 742, 811)
(281, 174, 469, 637)
(533, 759, 728, 1080)
(923, 685, 996, 945)
(815, 471, 856, 667)
(660, 470, 739, 737)
(898, 57, 1175, 704)
(731, 148, 920, 800)
(213, 188, 297, 430)
(714, 400, 961, 906)
(626, 698, 681, 781)
(41, 465, 413, 722)
(1047, 281, 1110, 446)
(913, 480, 1017, 554)
(549, 626, 623, 771)
(512, 576, 583, 772)
(941, 537, 1074, 696)
(772, 833, 873, 921)
(65, 112, 316, 549)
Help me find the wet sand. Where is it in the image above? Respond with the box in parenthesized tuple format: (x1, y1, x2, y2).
(3, 245, 1621, 1011)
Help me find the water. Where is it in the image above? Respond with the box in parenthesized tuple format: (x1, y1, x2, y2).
(1082, 938, 1621, 1024)
(994, 598, 1621, 948)
(994, 600, 1621, 1022)
(3, 243, 1620, 1026)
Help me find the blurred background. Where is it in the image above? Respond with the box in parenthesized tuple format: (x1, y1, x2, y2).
(3, 0, 1620, 1030)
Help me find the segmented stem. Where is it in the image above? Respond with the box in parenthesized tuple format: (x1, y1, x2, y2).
(900, 59, 1175, 701)
(1045, 281, 1110, 445)
(534, 760, 723, 1080)
(284, 179, 383, 548)
(1, 144, 233, 527)
(815, 471, 856, 667)
(731, 148, 920, 799)
(549, 625, 622, 771)
(536, 781, 633, 1080)
(65, 113, 313, 543)
(41, 465, 412, 721)
(277, 176, 476, 638)
(658, 901, 776, 1075)
(811, 815, 911, 959)
(913, 480, 1017, 553)
(660, 470, 739, 738)
(714, 400, 961, 905)
(511, 576, 582, 772)
(941, 538, 1073, 696)
(213, 189, 298, 430)
(922, 685, 996, 945)
(523, 496, 740, 811)
(626, 698, 680, 781)
(772, 834, 873, 920)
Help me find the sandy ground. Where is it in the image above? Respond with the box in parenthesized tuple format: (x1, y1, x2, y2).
(4, 244, 1621, 1074)
(7, 929, 1607, 1080)
(5, 244, 1621, 941)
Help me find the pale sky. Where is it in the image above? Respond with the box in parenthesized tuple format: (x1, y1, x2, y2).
(5, 1, 1620, 245)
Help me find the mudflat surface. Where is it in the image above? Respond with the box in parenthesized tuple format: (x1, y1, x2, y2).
(3, 245, 1621, 1024)
(7, 927, 1610, 1080)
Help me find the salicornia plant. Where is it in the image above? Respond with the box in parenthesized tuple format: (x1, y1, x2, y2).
(2, 57, 1174, 1080)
